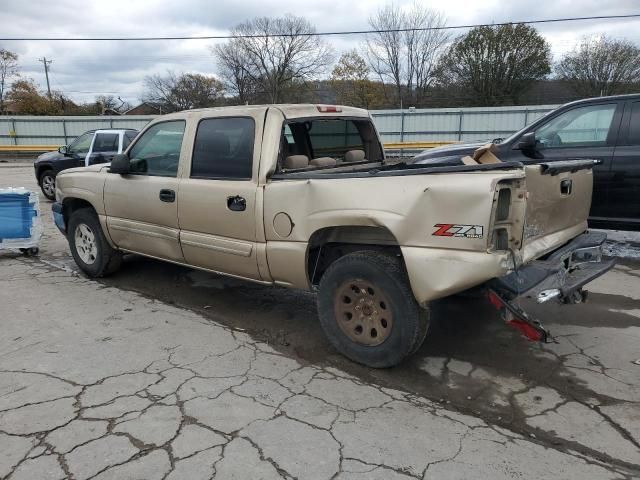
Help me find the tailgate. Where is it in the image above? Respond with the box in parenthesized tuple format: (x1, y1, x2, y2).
(521, 160, 597, 262)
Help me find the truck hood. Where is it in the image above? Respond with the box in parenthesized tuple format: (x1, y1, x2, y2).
(411, 141, 487, 165)
(35, 150, 64, 163)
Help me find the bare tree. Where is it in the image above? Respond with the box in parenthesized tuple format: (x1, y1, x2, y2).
(437, 23, 551, 106)
(214, 15, 333, 103)
(94, 95, 131, 114)
(212, 40, 257, 104)
(0, 49, 19, 113)
(556, 36, 640, 97)
(143, 71, 224, 112)
(366, 2, 449, 106)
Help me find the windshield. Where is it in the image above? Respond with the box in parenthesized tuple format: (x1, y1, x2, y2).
(500, 109, 557, 145)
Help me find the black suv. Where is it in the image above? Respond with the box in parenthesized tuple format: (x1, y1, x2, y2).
(34, 129, 139, 200)
(415, 94, 640, 231)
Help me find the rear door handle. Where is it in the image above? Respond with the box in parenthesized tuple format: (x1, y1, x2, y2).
(227, 195, 246, 211)
(159, 189, 176, 203)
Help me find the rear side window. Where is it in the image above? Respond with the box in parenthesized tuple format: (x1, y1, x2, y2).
(191, 117, 254, 179)
(92, 133, 119, 153)
(627, 101, 640, 145)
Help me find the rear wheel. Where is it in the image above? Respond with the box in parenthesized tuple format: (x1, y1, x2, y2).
(317, 251, 429, 368)
(67, 208, 121, 277)
(39, 170, 56, 201)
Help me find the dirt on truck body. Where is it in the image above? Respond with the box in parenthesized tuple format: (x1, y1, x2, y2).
(52, 104, 613, 367)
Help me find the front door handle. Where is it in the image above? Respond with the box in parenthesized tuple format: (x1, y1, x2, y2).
(227, 195, 246, 212)
(159, 189, 176, 203)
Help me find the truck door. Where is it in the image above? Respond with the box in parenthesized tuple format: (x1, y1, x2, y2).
(607, 100, 640, 227)
(178, 115, 262, 280)
(104, 120, 185, 262)
(65, 131, 94, 168)
(528, 102, 622, 219)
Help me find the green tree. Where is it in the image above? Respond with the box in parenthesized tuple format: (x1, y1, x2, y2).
(143, 71, 225, 112)
(556, 36, 640, 97)
(437, 23, 551, 106)
(330, 50, 384, 108)
(0, 49, 19, 113)
(6, 79, 60, 114)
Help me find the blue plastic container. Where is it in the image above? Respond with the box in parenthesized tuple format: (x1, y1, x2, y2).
(0, 192, 37, 240)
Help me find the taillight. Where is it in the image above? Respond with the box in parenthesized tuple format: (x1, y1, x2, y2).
(493, 228, 509, 250)
(316, 105, 342, 113)
(490, 182, 523, 252)
(495, 188, 511, 222)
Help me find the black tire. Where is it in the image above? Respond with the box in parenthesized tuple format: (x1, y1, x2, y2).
(317, 251, 429, 368)
(67, 208, 122, 277)
(39, 170, 56, 201)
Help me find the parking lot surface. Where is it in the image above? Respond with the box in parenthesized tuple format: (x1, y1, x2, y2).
(1, 162, 639, 479)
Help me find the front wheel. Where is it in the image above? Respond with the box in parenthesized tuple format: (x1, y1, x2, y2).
(67, 208, 122, 277)
(39, 170, 56, 201)
(317, 251, 429, 368)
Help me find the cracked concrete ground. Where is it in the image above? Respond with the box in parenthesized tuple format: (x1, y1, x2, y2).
(1, 163, 639, 479)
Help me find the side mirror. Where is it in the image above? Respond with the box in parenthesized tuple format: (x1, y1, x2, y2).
(110, 153, 130, 174)
(515, 132, 537, 151)
(58, 145, 68, 154)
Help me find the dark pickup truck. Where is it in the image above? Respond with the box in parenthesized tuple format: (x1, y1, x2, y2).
(34, 128, 138, 200)
(415, 94, 640, 231)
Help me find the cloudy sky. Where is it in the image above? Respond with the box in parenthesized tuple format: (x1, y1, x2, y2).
(1, 0, 639, 106)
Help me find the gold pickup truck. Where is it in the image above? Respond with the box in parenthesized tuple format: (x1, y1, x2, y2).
(52, 104, 614, 367)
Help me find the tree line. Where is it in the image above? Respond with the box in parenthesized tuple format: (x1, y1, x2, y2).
(2, 3, 640, 115)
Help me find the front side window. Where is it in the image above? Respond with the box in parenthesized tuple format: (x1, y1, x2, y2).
(627, 101, 640, 145)
(128, 121, 185, 177)
(92, 133, 119, 153)
(535, 104, 616, 148)
(191, 117, 255, 179)
(123, 130, 138, 149)
(68, 132, 94, 155)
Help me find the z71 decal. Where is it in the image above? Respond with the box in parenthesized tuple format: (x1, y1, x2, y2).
(433, 224, 484, 239)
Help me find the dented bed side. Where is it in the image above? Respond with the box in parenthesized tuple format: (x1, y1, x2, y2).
(263, 169, 526, 303)
(263, 159, 597, 304)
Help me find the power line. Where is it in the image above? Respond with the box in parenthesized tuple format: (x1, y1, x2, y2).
(1, 14, 639, 41)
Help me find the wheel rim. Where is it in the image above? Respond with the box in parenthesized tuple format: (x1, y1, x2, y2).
(42, 175, 55, 197)
(334, 279, 393, 346)
(74, 223, 98, 265)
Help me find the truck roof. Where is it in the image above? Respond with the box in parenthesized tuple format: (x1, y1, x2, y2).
(561, 93, 640, 109)
(159, 104, 370, 120)
(85, 128, 138, 133)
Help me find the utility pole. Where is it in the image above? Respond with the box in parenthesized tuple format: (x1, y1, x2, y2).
(38, 57, 53, 98)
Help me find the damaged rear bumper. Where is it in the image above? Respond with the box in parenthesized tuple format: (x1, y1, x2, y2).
(488, 231, 615, 341)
